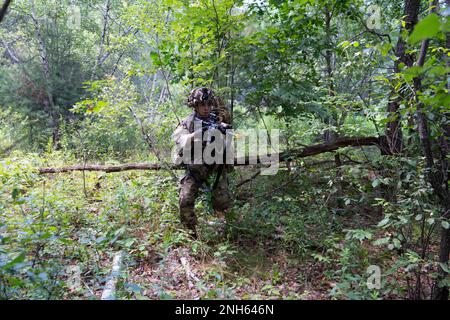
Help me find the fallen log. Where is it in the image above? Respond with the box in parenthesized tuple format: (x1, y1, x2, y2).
(101, 251, 124, 300)
(38, 163, 177, 174)
(38, 136, 382, 174)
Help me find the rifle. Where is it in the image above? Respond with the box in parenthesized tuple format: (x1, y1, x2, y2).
(198, 110, 232, 190)
(200, 110, 231, 143)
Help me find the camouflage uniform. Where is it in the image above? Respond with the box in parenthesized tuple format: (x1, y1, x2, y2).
(172, 88, 232, 236)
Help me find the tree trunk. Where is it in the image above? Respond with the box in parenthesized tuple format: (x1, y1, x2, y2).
(411, 1, 449, 299)
(29, 0, 60, 148)
(323, 5, 338, 145)
(385, 0, 421, 154)
(91, 0, 111, 81)
(323, 5, 343, 203)
(0, 0, 12, 23)
(432, 0, 450, 300)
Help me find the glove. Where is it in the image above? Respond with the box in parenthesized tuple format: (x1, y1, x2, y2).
(218, 123, 232, 134)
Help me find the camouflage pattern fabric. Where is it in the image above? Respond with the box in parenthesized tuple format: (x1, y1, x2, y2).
(178, 165, 231, 235)
(173, 98, 233, 235)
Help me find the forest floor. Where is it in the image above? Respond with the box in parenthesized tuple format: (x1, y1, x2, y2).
(122, 226, 331, 300)
(2, 154, 436, 300)
(94, 185, 384, 300)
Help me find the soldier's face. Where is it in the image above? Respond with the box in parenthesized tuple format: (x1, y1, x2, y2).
(196, 103, 212, 118)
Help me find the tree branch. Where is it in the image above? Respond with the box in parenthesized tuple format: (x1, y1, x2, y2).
(38, 135, 382, 174)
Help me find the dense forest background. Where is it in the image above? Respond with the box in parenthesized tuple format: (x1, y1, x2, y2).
(0, 0, 449, 300)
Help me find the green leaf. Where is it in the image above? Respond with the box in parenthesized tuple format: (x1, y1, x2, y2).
(372, 179, 381, 188)
(12, 187, 21, 200)
(339, 40, 350, 48)
(124, 238, 136, 248)
(403, 66, 423, 77)
(159, 292, 173, 300)
(377, 217, 390, 228)
(439, 263, 450, 274)
(125, 282, 142, 293)
(91, 100, 108, 113)
(442, 221, 450, 229)
(408, 14, 440, 44)
(345, 229, 372, 242)
(373, 237, 390, 246)
(39, 232, 52, 240)
(150, 51, 161, 66)
(1, 252, 26, 270)
(38, 272, 48, 281)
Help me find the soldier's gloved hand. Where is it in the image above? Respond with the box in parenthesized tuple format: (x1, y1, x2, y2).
(218, 123, 232, 134)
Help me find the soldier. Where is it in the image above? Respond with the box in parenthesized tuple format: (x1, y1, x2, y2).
(172, 87, 233, 238)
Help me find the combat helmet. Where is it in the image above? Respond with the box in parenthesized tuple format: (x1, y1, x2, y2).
(187, 87, 216, 108)
(187, 87, 231, 123)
